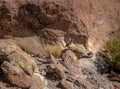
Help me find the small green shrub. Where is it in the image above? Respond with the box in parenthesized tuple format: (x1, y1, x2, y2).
(45, 44, 62, 58)
(104, 36, 120, 72)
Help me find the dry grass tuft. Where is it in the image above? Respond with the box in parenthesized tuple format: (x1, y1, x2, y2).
(45, 44, 63, 58)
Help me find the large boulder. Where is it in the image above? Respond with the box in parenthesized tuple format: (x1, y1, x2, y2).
(0, 0, 119, 48)
(0, 0, 88, 45)
(1, 61, 33, 88)
(30, 73, 47, 89)
(14, 36, 47, 57)
(0, 39, 39, 75)
(0, 39, 47, 88)
(62, 50, 82, 77)
(39, 28, 66, 43)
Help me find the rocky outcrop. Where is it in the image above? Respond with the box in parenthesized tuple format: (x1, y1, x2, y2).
(39, 28, 66, 43)
(0, 0, 119, 49)
(1, 61, 33, 88)
(30, 73, 47, 89)
(0, 39, 47, 89)
(43, 50, 114, 89)
(14, 36, 47, 57)
(0, 0, 89, 45)
(0, 39, 39, 74)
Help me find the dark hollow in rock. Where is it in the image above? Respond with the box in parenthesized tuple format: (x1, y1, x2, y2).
(0, 5, 12, 38)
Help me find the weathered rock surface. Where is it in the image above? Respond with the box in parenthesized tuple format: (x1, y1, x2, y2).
(14, 36, 47, 57)
(95, 52, 120, 89)
(62, 50, 82, 77)
(30, 73, 47, 89)
(43, 50, 114, 89)
(39, 28, 66, 43)
(0, 39, 47, 89)
(0, 0, 119, 48)
(79, 58, 114, 89)
(1, 61, 33, 88)
(0, 39, 39, 75)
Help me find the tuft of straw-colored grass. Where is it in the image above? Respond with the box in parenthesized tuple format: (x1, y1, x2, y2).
(0, 82, 2, 88)
(44, 44, 63, 58)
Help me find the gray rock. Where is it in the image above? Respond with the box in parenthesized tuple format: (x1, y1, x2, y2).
(30, 73, 47, 89)
(79, 58, 114, 89)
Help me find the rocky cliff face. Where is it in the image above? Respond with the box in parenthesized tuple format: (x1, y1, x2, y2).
(0, 0, 120, 89)
(0, 0, 88, 44)
(0, 0, 119, 50)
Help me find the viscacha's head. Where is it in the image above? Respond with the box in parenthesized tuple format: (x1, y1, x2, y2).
(65, 38, 73, 47)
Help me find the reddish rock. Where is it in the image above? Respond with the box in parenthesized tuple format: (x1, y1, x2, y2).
(0, 0, 88, 45)
(112, 82, 120, 89)
(47, 55, 68, 80)
(0, 39, 44, 88)
(62, 50, 82, 76)
(0, 39, 39, 75)
(0, 0, 119, 48)
(59, 80, 73, 89)
(1, 61, 33, 88)
(39, 28, 66, 42)
(15, 36, 47, 58)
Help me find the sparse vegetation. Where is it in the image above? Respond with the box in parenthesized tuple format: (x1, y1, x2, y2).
(45, 44, 63, 58)
(20, 36, 44, 52)
(0, 82, 2, 88)
(17, 61, 25, 68)
(104, 36, 120, 73)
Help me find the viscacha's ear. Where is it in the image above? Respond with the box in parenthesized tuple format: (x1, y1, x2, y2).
(66, 38, 73, 46)
(68, 38, 73, 43)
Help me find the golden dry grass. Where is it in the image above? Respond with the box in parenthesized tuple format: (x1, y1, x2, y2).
(44, 44, 63, 58)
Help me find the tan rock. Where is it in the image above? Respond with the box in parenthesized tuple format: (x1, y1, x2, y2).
(30, 73, 47, 89)
(0, 0, 120, 49)
(0, 0, 119, 49)
(47, 54, 69, 80)
(15, 36, 47, 58)
(0, 0, 88, 45)
(1, 39, 39, 75)
(39, 28, 66, 42)
(62, 50, 82, 77)
(0, 39, 41, 88)
(1, 61, 33, 88)
(59, 80, 73, 89)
